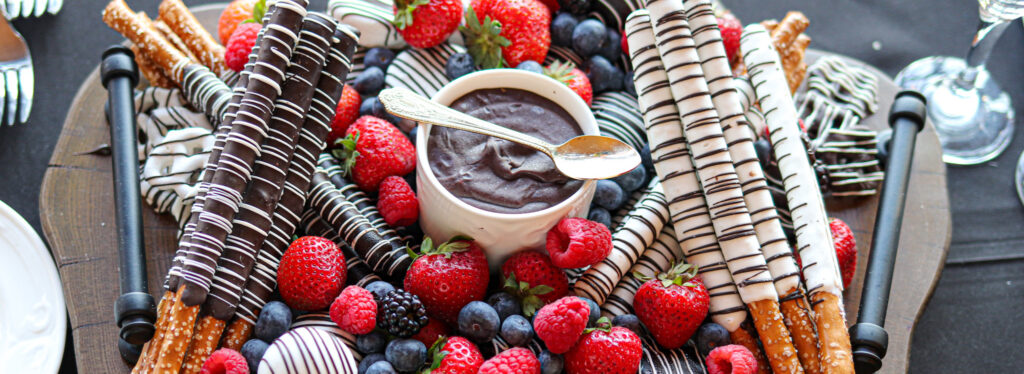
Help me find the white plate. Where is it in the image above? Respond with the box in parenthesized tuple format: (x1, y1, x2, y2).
(0, 200, 66, 373)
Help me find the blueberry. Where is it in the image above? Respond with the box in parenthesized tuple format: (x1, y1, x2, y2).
(558, 0, 591, 15)
(516, 60, 544, 74)
(365, 360, 398, 374)
(623, 70, 636, 96)
(241, 339, 269, 373)
(365, 48, 396, 71)
(486, 292, 522, 322)
(695, 322, 731, 357)
(612, 314, 645, 336)
(356, 330, 388, 354)
(457, 301, 500, 344)
(587, 207, 612, 229)
(353, 66, 386, 96)
(753, 138, 772, 168)
(255, 301, 292, 342)
(359, 96, 386, 118)
(613, 165, 647, 192)
(365, 281, 396, 303)
(597, 28, 621, 62)
(500, 315, 534, 347)
(385, 338, 427, 372)
(445, 53, 475, 80)
(586, 55, 624, 93)
(358, 353, 387, 374)
(577, 296, 601, 326)
(551, 13, 579, 47)
(539, 350, 564, 374)
(593, 179, 625, 210)
(572, 19, 606, 57)
(639, 143, 654, 174)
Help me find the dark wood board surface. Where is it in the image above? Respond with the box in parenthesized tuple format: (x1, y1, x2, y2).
(38, 5, 950, 373)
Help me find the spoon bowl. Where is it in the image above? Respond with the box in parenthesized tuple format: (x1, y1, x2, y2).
(552, 135, 642, 179)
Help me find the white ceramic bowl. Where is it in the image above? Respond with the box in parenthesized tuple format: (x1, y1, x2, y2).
(416, 69, 598, 268)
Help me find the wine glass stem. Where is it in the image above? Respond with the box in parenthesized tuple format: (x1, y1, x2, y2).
(955, 19, 1011, 89)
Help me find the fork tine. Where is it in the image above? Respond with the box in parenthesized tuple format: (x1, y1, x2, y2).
(4, 69, 17, 125)
(34, 0, 46, 17)
(46, 0, 59, 15)
(19, 0, 31, 18)
(17, 64, 32, 123)
(0, 71, 5, 125)
(5, 1, 18, 20)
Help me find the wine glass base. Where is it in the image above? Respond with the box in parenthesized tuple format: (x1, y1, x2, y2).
(895, 56, 1015, 165)
(1017, 151, 1024, 207)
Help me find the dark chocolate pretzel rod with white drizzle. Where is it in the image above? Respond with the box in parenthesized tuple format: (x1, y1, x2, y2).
(642, 2, 803, 372)
(221, 26, 360, 350)
(742, 24, 854, 374)
(574, 179, 669, 305)
(623, 11, 762, 363)
(682, 1, 821, 372)
(299, 209, 383, 287)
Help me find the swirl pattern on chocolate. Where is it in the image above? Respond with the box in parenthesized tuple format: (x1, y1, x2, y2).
(384, 43, 466, 98)
(592, 91, 648, 153)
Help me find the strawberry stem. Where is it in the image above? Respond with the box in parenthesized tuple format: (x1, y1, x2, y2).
(392, 0, 430, 29)
(459, 6, 510, 69)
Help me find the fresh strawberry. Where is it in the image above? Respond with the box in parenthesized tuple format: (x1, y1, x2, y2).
(201, 348, 248, 374)
(706, 344, 758, 374)
(546, 217, 612, 268)
(404, 236, 490, 326)
(830, 217, 857, 289)
(412, 318, 451, 348)
(393, 0, 463, 48)
(329, 286, 377, 335)
(377, 175, 419, 227)
(462, 0, 551, 69)
(276, 236, 347, 311)
(334, 116, 416, 191)
(327, 85, 361, 147)
(545, 61, 592, 105)
(501, 250, 569, 315)
(217, 0, 262, 44)
(716, 14, 742, 66)
(536, 0, 559, 13)
(632, 262, 709, 349)
(620, 30, 629, 55)
(224, 22, 261, 72)
(533, 296, 590, 354)
(564, 319, 643, 374)
(478, 347, 540, 374)
(426, 336, 485, 374)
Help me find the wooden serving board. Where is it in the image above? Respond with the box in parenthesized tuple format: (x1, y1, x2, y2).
(39, 4, 950, 373)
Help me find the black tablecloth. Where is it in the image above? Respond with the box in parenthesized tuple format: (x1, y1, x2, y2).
(3, 0, 1021, 372)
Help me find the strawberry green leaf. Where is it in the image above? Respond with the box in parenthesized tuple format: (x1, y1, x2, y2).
(529, 284, 554, 296)
(243, 0, 267, 24)
(392, 0, 430, 30)
(521, 294, 542, 317)
(332, 132, 360, 177)
(460, 7, 509, 69)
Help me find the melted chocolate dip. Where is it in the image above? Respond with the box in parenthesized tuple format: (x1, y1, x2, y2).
(428, 88, 584, 214)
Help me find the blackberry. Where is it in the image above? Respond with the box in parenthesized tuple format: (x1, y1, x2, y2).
(379, 289, 430, 338)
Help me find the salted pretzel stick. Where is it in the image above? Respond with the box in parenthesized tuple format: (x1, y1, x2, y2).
(642, 2, 802, 372)
(683, 1, 820, 372)
(158, 0, 227, 75)
(130, 44, 175, 88)
(624, 11, 763, 366)
(762, 12, 810, 94)
(153, 19, 199, 63)
(103, 0, 190, 80)
(601, 225, 683, 317)
(575, 179, 669, 305)
(741, 24, 854, 374)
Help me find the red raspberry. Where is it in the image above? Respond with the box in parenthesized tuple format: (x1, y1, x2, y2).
(327, 85, 361, 147)
(411, 318, 450, 347)
(329, 286, 377, 334)
(716, 14, 742, 66)
(224, 22, 261, 72)
(277, 236, 347, 311)
(477, 347, 540, 374)
(377, 175, 419, 226)
(200, 348, 248, 374)
(706, 344, 758, 374)
(532, 296, 590, 353)
(430, 336, 485, 374)
(545, 217, 612, 268)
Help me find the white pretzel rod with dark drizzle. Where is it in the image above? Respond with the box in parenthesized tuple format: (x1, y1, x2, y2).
(601, 224, 682, 317)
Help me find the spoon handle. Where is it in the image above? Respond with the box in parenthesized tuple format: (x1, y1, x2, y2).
(378, 87, 555, 155)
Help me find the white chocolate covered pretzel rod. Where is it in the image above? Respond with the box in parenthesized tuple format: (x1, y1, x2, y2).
(601, 224, 682, 317)
(741, 24, 854, 373)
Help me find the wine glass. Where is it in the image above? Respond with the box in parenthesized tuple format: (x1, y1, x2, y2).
(894, 0, 1024, 165)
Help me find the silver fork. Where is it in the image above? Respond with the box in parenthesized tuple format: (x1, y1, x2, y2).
(0, 15, 32, 125)
(2, 0, 62, 19)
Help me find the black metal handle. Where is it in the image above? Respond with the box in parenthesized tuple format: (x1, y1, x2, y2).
(101, 46, 156, 353)
(850, 90, 927, 373)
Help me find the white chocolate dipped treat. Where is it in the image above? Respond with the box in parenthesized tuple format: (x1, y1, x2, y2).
(643, 0, 776, 305)
(544, 46, 584, 68)
(601, 225, 683, 317)
(290, 313, 361, 361)
(803, 56, 878, 119)
(639, 336, 706, 374)
(328, 0, 406, 48)
(258, 327, 359, 374)
(140, 126, 214, 228)
(682, 0, 801, 298)
(575, 179, 669, 305)
(624, 10, 745, 332)
(384, 43, 466, 98)
(741, 24, 843, 298)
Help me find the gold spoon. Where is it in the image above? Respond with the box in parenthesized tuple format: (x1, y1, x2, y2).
(378, 87, 641, 180)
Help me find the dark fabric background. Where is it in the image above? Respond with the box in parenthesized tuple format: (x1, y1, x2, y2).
(3, 0, 1021, 372)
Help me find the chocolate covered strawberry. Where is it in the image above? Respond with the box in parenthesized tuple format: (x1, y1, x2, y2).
(462, 0, 551, 68)
(632, 262, 709, 349)
(501, 250, 569, 315)
(334, 115, 416, 191)
(393, 0, 463, 48)
(404, 237, 490, 326)
(564, 318, 642, 374)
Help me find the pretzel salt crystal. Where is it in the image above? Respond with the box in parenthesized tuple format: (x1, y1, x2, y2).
(741, 24, 854, 374)
(103, 0, 190, 80)
(762, 12, 810, 93)
(130, 44, 175, 88)
(158, 0, 228, 75)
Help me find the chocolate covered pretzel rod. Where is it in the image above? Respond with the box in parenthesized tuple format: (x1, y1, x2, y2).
(682, 1, 820, 372)
(601, 225, 682, 317)
(742, 24, 854, 373)
(158, 0, 228, 75)
(642, 3, 802, 371)
(574, 179, 669, 305)
(300, 209, 383, 287)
